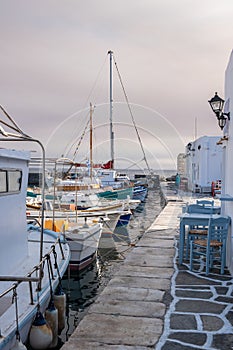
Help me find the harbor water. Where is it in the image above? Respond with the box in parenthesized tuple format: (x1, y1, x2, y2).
(58, 183, 166, 347)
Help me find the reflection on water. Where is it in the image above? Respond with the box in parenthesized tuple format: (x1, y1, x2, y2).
(58, 260, 103, 346)
(58, 187, 165, 346)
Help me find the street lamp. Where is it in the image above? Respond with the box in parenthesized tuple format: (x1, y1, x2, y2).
(208, 92, 230, 130)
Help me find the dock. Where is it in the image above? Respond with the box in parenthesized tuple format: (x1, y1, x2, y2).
(61, 188, 233, 350)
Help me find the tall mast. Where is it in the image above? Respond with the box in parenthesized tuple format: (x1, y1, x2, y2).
(90, 102, 93, 179)
(108, 50, 114, 169)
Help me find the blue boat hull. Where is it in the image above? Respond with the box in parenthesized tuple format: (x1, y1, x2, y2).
(133, 186, 148, 202)
(116, 212, 131, 227)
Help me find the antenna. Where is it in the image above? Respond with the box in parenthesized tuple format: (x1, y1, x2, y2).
(194, 117, 197, 140)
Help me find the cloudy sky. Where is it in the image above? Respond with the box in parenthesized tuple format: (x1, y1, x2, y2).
(1, 0, 233, 171)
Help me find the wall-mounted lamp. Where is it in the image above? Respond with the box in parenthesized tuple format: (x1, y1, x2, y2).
(208, 92, 230, 130)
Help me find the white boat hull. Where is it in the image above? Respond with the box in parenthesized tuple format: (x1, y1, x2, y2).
(0, 228, 70, 350)
(65, 223, 102, 271)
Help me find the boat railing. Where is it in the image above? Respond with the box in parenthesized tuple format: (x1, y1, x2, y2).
(0, 237, 65, 307)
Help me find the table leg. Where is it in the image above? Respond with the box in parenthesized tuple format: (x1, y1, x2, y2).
(179, 220, 185, 264)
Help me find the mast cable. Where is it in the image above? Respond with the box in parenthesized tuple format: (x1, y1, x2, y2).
(112, 55, 151, 173)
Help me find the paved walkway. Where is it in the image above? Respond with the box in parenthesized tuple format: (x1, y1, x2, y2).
(61, 187, 233, 350)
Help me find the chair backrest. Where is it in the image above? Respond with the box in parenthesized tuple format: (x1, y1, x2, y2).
(197, 200, 214, 207)
(208, 216, 231, 242)
(187, 204, 215, 214)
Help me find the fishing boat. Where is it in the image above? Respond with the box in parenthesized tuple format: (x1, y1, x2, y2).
(63, 218, 102, 270)
(133, 184, 148, 202)
(0, 148, 70, 350)
(26, 201, 130, 253)
(0, 106, 71, 350)
(27, 206, 103, 271)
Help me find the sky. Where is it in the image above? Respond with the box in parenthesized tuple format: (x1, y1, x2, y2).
(1, 0, 233, 171)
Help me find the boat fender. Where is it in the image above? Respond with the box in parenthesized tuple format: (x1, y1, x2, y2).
(54, 285, 66, 334)
(11, 339, 27, 350)
(29, 311, 53, 349)
(45, 299, 58, 348)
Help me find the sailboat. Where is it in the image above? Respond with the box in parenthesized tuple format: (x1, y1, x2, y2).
(96, 50, 152, 198)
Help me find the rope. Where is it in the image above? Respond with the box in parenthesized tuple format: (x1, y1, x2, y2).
(112, 55, 152, 174)
(46, 254, 53, 300)
(12, 285, 20, 341)
(72, 118, 90, 162)
(122, 157, 146, 170)
(62, 55, 107, 160)
(52, 245, 62, 284)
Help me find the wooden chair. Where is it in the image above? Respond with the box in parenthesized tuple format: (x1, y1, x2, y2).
(185, 204, 220, 259)
(189, 216, 230, 275)
(186, 226, 208, 260)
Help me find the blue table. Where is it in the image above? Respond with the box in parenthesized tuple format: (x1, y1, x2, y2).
(178, 213, 224, 264)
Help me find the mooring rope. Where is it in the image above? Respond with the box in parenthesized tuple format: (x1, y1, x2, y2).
(112, 54, 152, 174)
(12, 285, 21, 341)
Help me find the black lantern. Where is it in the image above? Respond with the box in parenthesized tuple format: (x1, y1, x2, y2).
(208, 92, 224, 117)
(208, 92, 230, 130)
(218, 113, 227, 130)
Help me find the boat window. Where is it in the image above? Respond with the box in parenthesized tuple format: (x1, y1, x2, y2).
(8, 170, 22, 192)
(0, 169, 22, 194)
(0, 170, 7, 192)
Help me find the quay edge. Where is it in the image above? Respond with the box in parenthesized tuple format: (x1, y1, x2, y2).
(60, 184, 184, 349)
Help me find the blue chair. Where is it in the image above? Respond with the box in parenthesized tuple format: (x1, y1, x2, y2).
(187, 204, 215, 214)
(185, 204, 220, 259)
(190, 216, 230, 275)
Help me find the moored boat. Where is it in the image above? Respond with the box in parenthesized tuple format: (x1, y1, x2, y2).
(0, 148, 70, 350)
(27, 210, 103, 271)
(64, 219, 102, 270)
(133, 184, 148, 202)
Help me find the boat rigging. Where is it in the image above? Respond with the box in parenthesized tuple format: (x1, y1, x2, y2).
(59, 51, 152, 174)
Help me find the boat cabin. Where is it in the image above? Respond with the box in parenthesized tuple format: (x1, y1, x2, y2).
(0, 148, 30, 275)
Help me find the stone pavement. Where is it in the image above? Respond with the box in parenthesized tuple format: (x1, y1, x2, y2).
(157, 239, 233, 350)
(61, 187, 233, 350)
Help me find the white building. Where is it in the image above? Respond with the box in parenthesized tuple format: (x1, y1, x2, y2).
(177, 153, 185, 175)
(185, 136, 222, 193)
(220, 50, 233, 274)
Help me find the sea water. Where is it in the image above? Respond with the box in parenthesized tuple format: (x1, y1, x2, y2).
(58, 184, 166, 346)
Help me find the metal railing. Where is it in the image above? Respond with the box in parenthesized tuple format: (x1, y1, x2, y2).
(0, 237, 65, 307)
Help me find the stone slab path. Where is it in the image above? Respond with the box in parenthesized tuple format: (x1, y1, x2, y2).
(61, 188, 233, 350)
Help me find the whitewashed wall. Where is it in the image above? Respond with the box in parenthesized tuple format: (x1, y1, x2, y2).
(185, 136, 222, 193)
(223, 50, 233, 273)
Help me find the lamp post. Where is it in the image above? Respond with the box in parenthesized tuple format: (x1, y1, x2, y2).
(208, 92, 230, 130)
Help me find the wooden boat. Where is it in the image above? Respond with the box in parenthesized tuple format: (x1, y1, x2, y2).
(27, 209, 103, 271)
(133, 185, 148, 202)
(26, 202, 130, 258)
(63, 219, 102, 270)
